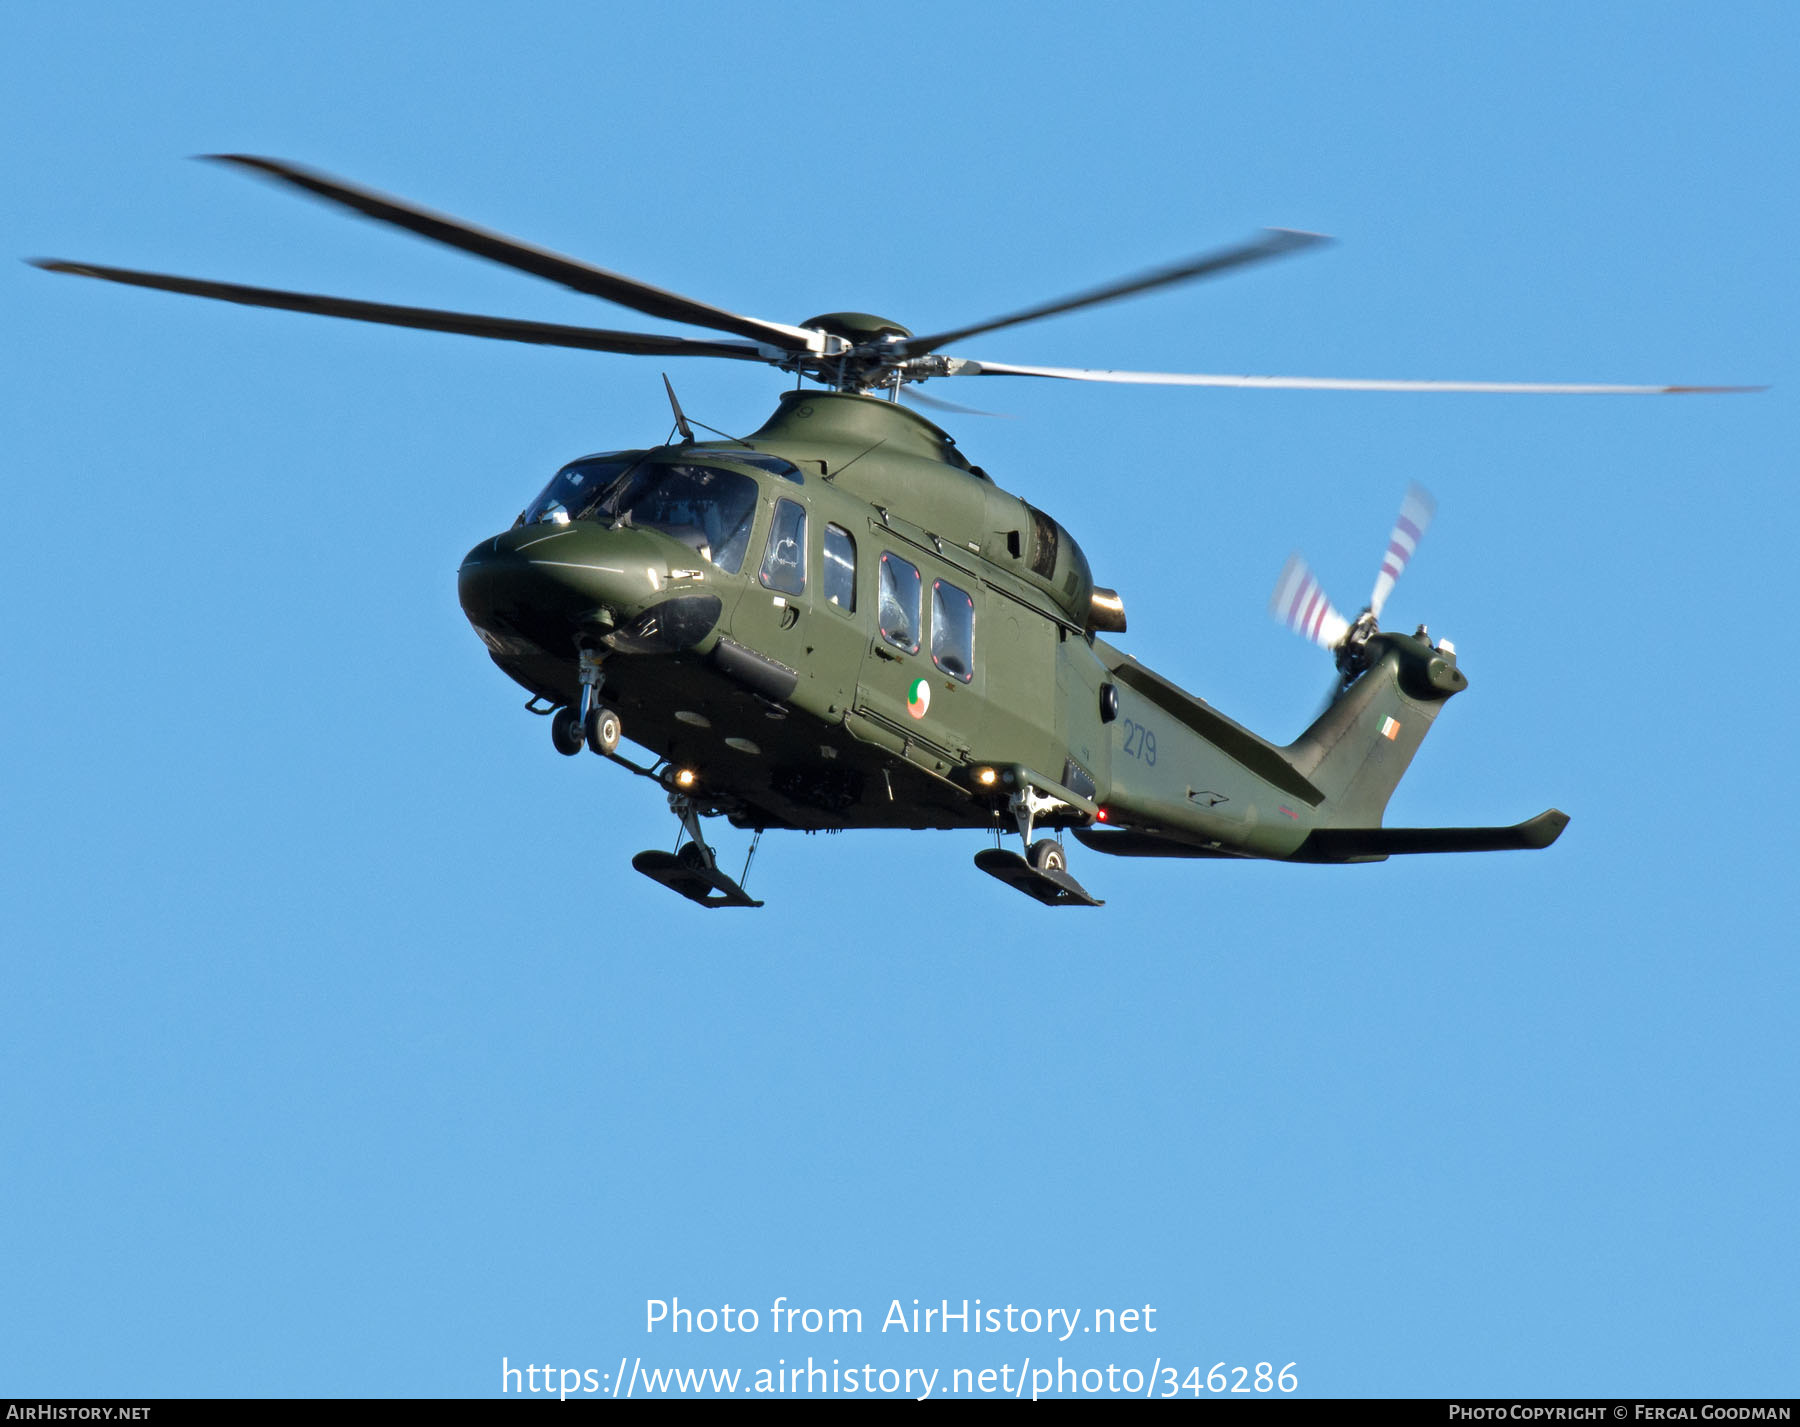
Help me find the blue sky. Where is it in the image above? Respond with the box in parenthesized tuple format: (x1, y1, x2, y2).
(5, 0, 1794, 1400)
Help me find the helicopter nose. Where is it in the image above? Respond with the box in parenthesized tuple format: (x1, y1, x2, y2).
(457, 524, 649, 649)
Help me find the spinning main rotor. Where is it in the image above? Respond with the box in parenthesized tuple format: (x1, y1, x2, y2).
(31, 155, 1754, 400)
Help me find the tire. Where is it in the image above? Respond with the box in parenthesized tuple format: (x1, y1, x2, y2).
(585, 704, 622, 756)
(1028, 838, 1067, 874)
(550, 707, 583, 756)
(676, 841, 711, 872)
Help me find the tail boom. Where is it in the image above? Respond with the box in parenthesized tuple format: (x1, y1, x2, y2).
(1082, 629, 1564, 863)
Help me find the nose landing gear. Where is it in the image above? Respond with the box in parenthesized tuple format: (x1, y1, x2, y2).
(550, 648, 624, 758)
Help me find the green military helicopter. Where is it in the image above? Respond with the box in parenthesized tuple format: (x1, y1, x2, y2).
(34, 158, 1752, 908)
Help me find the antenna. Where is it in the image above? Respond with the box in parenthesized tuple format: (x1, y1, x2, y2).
(661, 372, 694, 443)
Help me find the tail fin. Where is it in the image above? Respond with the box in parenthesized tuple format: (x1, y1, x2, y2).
(1284, 630, 1467, 827)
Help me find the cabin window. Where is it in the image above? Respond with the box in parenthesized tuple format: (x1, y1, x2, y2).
(759, 498, 807, 594)
(878, 552, 921, 654)
(931, 579, 975, 683)
(823, 523, 856, 612)
(1026, 504, 1059, 579)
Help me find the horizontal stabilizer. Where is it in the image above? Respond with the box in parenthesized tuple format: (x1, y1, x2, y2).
(1291, 809, 1569, 862)
(1073, 810, 1569, 863)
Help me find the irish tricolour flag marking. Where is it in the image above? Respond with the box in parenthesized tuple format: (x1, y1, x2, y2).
(907, 678, 931, 719)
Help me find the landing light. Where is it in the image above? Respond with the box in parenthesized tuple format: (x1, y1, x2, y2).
(674, 768, 698, 789)
(975, 766, 997, 787)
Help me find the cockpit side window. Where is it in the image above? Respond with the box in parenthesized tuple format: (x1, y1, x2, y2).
(759, 498, 807, 595)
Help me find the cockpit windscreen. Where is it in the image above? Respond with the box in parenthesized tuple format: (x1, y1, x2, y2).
(521, 455, 759, 575)
(598, 464, 759, 572)
(520, 453, 640, 528)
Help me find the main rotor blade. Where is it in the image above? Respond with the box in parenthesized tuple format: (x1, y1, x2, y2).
(30, 260, 772, 360)
(203, 155, 817, 352)
(949, 359, 1761, 394)
(895, 229, 1328, 359)
(1369, 482, 1435, 619)
(898, 385, 1009, 418)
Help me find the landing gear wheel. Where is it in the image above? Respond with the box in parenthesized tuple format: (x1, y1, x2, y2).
(584, 704, 622, 756)
(1028, 838, 1067, 874)
(550, 707, 583, 756)
(676, 840, 711, 872)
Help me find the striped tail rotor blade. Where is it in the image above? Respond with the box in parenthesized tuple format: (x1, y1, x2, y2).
(1271, 553, 1351, 650)
(1369, 482, 1437, 619)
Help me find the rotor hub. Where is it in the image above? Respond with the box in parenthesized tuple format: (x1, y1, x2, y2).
(800, 312, 912, 344)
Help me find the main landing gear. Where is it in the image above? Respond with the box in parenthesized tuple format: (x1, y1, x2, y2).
(631, 790, 764, 909)
(973, 783, 1104, 907)
(551, 648, 622, 758)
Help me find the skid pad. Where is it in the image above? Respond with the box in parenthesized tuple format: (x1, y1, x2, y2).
(973, 848, 1104, 907)
(632, 851, 764, 908)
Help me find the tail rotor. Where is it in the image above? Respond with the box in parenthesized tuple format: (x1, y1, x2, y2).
(1270, 483, 1438, 687)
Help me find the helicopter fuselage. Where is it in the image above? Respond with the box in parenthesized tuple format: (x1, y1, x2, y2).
(455, 389, 1422, 862)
